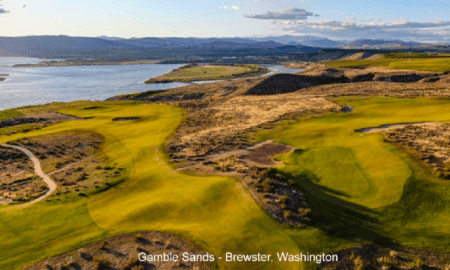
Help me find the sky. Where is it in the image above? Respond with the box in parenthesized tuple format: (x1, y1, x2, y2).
(0, 0, 450, 42)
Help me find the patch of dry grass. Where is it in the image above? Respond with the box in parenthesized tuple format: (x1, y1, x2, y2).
(384, 122, 450, 178)
(11, 130, 127, 201)
(24, 231, 212, 270)
(0, 147, 46, 204)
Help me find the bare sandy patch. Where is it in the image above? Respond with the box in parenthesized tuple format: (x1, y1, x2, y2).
(355, 122, 434, 133)
(0, 146, 45, 205)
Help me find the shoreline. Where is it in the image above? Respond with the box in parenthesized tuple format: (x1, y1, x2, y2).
(12, 59, 163, 68)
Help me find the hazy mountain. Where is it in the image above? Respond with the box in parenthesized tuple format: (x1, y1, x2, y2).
(0, 35, 139, 56)
(100, 37, 256, 48)
(97, 36, 125, 41)
(0, 35, 322, 60)
(248, 35, 348, 48)
(192, 41, 283, 49)
(103, 35, 346, 48)
(339, 39, 429, 49)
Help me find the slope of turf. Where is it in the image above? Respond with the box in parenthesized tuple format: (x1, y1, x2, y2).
(293, 147, 372, 197)
(0, 109, 23, 121)
(0, 102, 300, 270)
(261, 97, 450, 208)
(259, 97, 450, 254)
(326, 56, 450, 72)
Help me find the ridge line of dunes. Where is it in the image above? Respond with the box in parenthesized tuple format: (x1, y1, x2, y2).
(244, 68, 445, 95)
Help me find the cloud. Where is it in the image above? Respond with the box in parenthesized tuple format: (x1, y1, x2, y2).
(219, 5, 239, 11)
(280, 19, 450, 42)
(0, 0, 9, 13)
(244, 8, 316, 20)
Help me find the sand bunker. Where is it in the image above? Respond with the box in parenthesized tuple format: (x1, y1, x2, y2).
(112, 117, 141, 121)
(355, 122, 434, 133)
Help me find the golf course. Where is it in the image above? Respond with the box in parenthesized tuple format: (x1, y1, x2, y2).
(0, 102, 300, 270)
(1, 94, 450, 269)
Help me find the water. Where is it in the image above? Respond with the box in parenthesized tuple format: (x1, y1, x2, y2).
(0, 57, 63, 67)
(192, 64, 302, 84)
(265, 65, 304, 75)
(0, 57, 302, 111)
(0, 61, 188, 110)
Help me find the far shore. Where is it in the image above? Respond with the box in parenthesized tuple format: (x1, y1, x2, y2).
(13, 59, 163, 67)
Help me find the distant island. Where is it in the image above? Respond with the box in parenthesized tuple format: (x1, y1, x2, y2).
(145, 64, 269, 83)
(0, 74, 8, 81)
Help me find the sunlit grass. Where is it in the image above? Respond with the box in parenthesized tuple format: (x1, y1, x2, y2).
(326, 55, 450, 72)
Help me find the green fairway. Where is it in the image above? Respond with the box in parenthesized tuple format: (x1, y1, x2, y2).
(259, 97, 450, 253)
(326, 55, 450, 72)
(261, 97, 450, 208)
(0, 102, 300, 270)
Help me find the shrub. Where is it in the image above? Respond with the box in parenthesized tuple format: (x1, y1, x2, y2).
(278, 195, 290, 205)
(389, 250, 398, 258)
(260, 179, 275, 193)
(354, 256, 364, 270)
(298, 208, 311, 216)
(94, 256, 111, 270)
(283, 210, 293, 219)
(96, 259, 111, 270)
(100, 241, 108, 251)
(124, 257, 141, 270)
(415, 258, 424, 269)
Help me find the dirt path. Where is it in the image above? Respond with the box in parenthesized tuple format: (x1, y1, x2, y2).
(177, 140, 294, 171)
(0, 144, 57, 209)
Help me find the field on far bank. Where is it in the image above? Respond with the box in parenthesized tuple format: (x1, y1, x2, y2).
(326, 53, 450, 73)
(145, 64, 268, 83)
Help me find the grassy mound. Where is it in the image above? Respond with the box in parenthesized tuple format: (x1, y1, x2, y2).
(0, 109, 23, 121)
(145, 64, 268, 83)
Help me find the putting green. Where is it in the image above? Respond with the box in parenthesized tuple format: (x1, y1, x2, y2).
(293, 147, 374, 198)
(264, 97, 450, 209)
